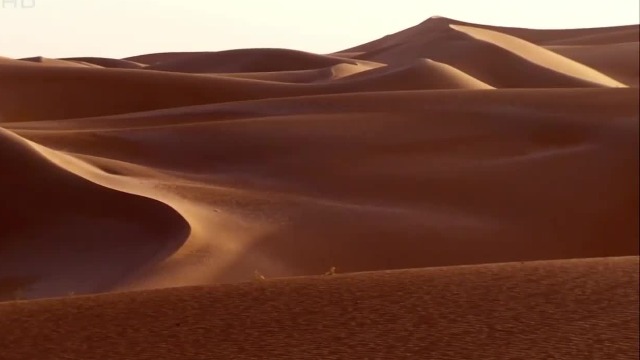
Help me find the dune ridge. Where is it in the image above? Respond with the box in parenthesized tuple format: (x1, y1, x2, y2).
(450, 24, 627, 88)
(0, 128, 190, 300)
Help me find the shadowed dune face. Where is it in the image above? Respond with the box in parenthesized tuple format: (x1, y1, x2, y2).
(0, 128, 190, 300)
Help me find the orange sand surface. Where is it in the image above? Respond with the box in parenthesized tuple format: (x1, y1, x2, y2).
(1, 16, 638, 359)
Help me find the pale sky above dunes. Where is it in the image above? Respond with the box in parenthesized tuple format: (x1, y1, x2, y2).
(1, 0, 638, 59)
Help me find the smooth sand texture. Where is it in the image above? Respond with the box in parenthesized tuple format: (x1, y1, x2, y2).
(546, 42, 640, 86)
(0, 17, 638, 359)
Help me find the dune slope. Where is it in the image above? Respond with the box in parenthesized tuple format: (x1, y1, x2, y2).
(0, 257, 637, 360)
(5, 88, 637, 290)
(345, 19, 627, 88)
(0, 128, 189, 300)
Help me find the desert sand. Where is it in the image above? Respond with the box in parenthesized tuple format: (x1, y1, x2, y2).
(0, 16, 638, 359)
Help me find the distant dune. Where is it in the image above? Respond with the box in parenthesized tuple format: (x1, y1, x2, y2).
(18, 56, 97, 68)
(332, 59, 494, 90)
(144, 48, 359, 73)
(61, 57, 145, 69)
(547, 42, 639, 86)
(0, 16, 638, 359)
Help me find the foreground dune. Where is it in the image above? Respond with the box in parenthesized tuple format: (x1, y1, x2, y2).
(1, 257, 637, 359)
(0, 16, 638, 358)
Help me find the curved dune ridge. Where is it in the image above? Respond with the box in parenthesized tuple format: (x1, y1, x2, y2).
(6, 89, 637, 290)
(449, 24, 627, 88)
(547, 42, 639, 86)
(340, 17, 628, 88)
(0, 16, 638, 359)
(334, 58, 494, 89)
(0, 128, 190, 300)
(342, 16, 638, 52)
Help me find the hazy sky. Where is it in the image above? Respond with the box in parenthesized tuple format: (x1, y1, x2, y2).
(1, 0, 638, 59)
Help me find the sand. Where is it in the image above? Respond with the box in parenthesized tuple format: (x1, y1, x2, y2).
(1, 257, 637, 359)
(0, 16, 638, 359)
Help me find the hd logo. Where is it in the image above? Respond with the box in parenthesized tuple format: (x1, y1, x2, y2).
(1, 0, 36, 8)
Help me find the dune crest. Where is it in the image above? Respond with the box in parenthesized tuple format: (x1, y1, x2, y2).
(0, 127, 189, 300)
(450, 24, 627, 88)
(336, 58, 494, 89)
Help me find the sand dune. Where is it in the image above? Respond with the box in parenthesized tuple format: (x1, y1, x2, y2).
(1, 257, 637, 359)
(5, 88, 637, 289)
(342, 16, 638, 51)
(17, 56, 96, 67)
(547, 42, 639, 86)
(10, 87, 635, 132)
(0, 128, 189, 300)
(0, 16, 638, 359)
(61, 57, 145, 69)
(450, 24, 626, 88)
(0, 56, 40, 66)
(144, 48, 358, 74)
(342, 19, 626, 88)
(0, 64, 296, 122)
(332, 59, 494, 89)
(4, 62, 481, 122)
(543, 26, 640, 46)
(499, 24, 639, 45)
(123, 51, 210, 66)
(214, 62, 383, 83)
